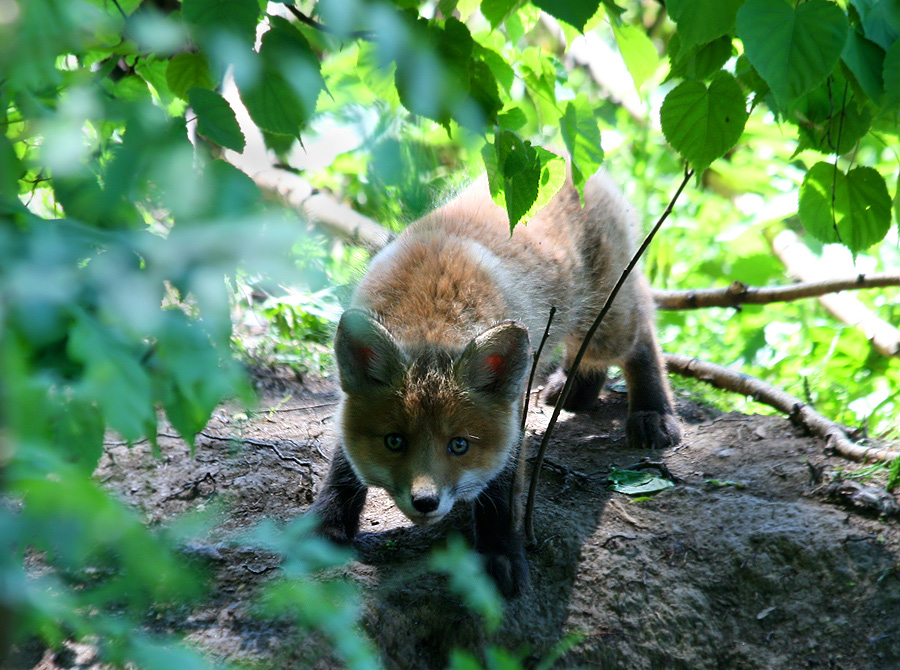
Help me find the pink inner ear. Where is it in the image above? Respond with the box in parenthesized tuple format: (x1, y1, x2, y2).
(357, 346, 375, 367)
(484, 354, 505, 376)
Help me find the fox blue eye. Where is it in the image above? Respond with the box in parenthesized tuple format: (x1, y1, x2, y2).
(384, 433, 407, 452)
(447, 437, 469, 455)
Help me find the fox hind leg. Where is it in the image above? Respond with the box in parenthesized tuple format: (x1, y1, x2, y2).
(621, 326, 681, 449)
(543, 365, 607, 412)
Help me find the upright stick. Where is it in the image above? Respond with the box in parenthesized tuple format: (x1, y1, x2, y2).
(524, 167, 694, 544)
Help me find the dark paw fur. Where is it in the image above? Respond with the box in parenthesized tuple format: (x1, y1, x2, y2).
(483, 545, 530, 599)
(626, 411, 682, 449)
(543, 367, 606, 412)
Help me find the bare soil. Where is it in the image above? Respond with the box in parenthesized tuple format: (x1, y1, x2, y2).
(11, 370, 900, 670)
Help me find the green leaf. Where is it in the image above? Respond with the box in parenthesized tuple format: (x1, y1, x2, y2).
(429, 535, 503, 633)
(67, 316, 156, 442)
(482, 131, 566, 229)
(799, 162, 892, 253)
(608, 468, 675, 495)
(667, 35, 734, 83)
(263, 16, 325, 122)
(477, 45, 515, 95)
(156, 314, 236, 445)
(884, 40, 900, 109)
(848, 0, 900, 50)
(498, 107, 528, 131)
(531, 0, 601, 32)
(357, 42, 400, 106)
(189, 88, 246, 152)
(0, 134, 22, 202)
(611, 20, 659, 91)
(659, 70, 748, 175)
(182, 0, 260, 44)
(482, 0, 518, 29)
(238, 66, 305, 136)
(560, 94, 604, 194)
(794, 78, 871, 156)
(667, 0, 743, 50)
(841, 32, 885, 104)
(737, 0, 849, 109)
(50, 395, 105, 475)
(166, 53, 216, 100)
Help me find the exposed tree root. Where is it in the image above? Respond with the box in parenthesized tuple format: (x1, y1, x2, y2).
(664, 353, 900, 464)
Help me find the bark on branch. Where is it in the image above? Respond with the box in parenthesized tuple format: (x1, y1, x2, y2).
(664, 353, 899, 464)
(655, 274, 900, 310)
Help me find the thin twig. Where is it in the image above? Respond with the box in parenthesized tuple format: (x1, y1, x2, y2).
(284, 4, 377, 41)
(524, 167, 694, 545)
(521, 306, 556, 431)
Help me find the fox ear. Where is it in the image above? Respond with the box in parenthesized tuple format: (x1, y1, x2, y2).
(335, 310, 405, 394)
(457, 321, 530, 401)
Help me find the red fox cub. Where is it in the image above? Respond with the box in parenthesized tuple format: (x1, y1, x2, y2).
(311, 171, 681, 597)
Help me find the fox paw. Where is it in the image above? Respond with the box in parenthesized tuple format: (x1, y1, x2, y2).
(626, 411, 681, 450)
(543, 367, 606, 412)
(483, 547, 530, 599)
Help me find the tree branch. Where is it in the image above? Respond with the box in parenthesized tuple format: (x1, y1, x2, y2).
(664, 353, 900, 464)
(654, 274, 900, 310)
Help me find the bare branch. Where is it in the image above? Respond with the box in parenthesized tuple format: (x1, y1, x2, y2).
(524, 167, 694, 545)
(654, 274, 900, 310)
(664, 353, 900, 464)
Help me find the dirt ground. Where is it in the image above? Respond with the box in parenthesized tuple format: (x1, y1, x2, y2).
(10, 369, 900, 670)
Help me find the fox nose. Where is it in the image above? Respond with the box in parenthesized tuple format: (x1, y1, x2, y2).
(410, 494, 440, 514)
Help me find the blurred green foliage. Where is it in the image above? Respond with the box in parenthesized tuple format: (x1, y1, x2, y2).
(1, 0, 899, 668)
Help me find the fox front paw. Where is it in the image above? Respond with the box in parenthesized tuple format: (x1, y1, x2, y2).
(483, 545, 530, 599)
(626, 410, 681, 450)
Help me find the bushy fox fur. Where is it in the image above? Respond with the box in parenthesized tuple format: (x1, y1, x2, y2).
(311, 171, 681, 597)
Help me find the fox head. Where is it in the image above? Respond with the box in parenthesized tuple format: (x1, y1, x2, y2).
(334, 309, 530, 526)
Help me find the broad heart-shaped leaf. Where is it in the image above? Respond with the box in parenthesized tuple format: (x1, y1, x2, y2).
(737, 0, 849, 109)
(560, 94, 604, 195)
(799, 162, 892, 253)
(238, 65, 305, 136)
(667, 34, 733, 83)
(659, 71, 748, 175)
(182, 0, 260, 44)
(481, 0, 518, 29)
(667, 0, 743, 50)
(166, 52, 216, 100)
(841, 32, 885, 104)
(849, 0, 900, 50)
(530, 0, 600, 32)
(794, 76, 872, 157)
(189, 88, 245, 152)
(481, 131, 565, 229)
(884, 40, 900, 109)
(611, 20, 659, 91)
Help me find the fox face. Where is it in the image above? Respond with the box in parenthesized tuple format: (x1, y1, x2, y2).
(334, 310, 530, 526)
